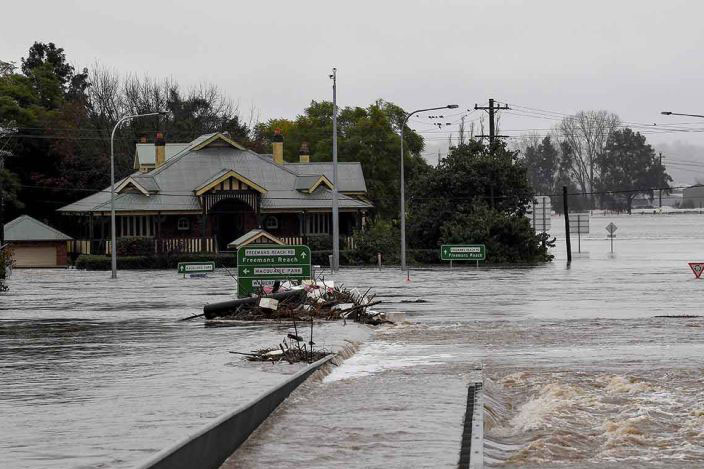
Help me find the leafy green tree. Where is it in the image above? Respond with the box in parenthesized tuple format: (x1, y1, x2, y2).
(439, 204, 553, 263)
(597, 128, 672, 214)
(407, 139, 551, 262)
(253, 99, 427, 218)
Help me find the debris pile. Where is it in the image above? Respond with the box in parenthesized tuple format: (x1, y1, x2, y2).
(204, 280, 389, 325)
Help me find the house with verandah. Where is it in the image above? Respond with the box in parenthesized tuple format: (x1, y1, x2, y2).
(58, 131, 372, 254)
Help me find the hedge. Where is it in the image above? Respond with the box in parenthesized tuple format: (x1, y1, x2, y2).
(76, 254, 237, 270)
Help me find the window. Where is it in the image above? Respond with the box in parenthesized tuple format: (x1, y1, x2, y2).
(306, 213, 330, 234)
(264, 215, 279, 230)
(177, 217, 190, 231)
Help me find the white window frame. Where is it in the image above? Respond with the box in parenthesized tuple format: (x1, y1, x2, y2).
(264, 215, 279, 230)
(177, 217, 190, 231)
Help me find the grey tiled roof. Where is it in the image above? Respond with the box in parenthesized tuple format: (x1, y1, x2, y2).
(59, 133, 372, 214)
(4, 215, 73, 241)
(294, 175, 323, 191)
(285, 162, 367, 193)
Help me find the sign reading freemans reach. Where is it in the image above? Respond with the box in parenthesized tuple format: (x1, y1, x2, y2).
(440, 244, 486, 261)
(236, 244, 312, 297)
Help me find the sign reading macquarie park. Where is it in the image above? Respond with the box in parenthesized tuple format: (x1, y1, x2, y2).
(440, 244, 486, 261)
(236, 245, 311, 297)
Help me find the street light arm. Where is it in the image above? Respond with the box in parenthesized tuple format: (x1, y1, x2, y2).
(660, 111, 704, 119)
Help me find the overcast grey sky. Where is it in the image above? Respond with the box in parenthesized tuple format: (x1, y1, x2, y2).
(3, 0, 704, 178)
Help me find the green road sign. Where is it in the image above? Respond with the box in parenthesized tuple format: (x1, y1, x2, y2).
(440, 244, 486, 261)
(236, 245, 312, 297)
(177, 261, 215, 274)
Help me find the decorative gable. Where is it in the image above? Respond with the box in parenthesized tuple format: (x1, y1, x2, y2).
(194, 169, 267, 196)
(191, 133, 247, 151)
(295, 174, 334, 194)
(115, 176, 159, 196)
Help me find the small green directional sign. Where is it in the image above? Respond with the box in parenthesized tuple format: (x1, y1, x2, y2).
(236, 245, 312, 297)
(177, 261, 215, 274)
(440, 244, 486, 261)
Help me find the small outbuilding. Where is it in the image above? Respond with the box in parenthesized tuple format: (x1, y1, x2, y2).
(3, 215, 72, 267)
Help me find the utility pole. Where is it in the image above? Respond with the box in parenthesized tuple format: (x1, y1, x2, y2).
(330, 68, 339, 273)
(0, 152, 4, 247)
(474, 98, 510, 144)
(659, 152, 663, 208)
(563, 186, 572, 264)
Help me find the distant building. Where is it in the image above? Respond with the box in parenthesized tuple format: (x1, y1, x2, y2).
(682, 185, 704, 208)
(58, 132, 372, 254)
(3, 215, 72, 267)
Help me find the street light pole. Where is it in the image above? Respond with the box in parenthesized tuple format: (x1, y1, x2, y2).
(110, 112, 165, 279)
(330, 68, 339, 273)
(400, 104, 459, 271)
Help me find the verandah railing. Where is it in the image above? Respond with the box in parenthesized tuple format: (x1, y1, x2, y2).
(68, 236, 355, 256)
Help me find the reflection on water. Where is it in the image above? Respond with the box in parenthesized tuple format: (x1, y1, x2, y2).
(0, 270, 367, 469)
(229, 214, 704, 468)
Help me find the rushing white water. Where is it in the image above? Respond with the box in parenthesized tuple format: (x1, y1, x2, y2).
(227, 214, 704, 468)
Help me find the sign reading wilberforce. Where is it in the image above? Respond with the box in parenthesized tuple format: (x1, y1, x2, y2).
(236, 245, 312, 297)
(440, 244, 486, 261)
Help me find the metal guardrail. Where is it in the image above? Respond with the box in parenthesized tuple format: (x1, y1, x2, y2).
(134, 354, 334, 469)
(459, 369, 483, 469)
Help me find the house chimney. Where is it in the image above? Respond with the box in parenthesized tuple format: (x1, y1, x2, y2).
(272, 128, 284, 164)
(155, 132, 166, 167)
(299, 142, 310, 163)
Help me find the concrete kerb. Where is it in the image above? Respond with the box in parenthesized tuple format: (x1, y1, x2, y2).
(134, 354, 335, 469)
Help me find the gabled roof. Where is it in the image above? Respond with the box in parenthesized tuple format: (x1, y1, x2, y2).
(285, 162, 367, 193)
(295, 174, 334, 193)
(194, 169, 267, 196)
(226, 229, 284, 249)
(116, 175, 160, 195)
(59, 133, 373, 214)
(4, 215, 73, 241)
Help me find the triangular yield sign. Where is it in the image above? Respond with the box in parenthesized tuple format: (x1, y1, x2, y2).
(689, 262, 704, 279)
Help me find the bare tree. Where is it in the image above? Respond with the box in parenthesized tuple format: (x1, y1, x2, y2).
(557, 110, 620, 208)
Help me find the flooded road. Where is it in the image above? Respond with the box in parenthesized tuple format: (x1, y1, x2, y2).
(0, 270, 367, 468)
(2, 214, 704, 468)
(228, 214, 704, 468)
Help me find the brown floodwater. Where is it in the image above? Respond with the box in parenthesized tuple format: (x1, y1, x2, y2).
(226, 214, 704, 468)
(2, 214, 703, 468)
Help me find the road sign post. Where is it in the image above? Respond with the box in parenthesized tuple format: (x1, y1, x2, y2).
(236, 245, 312, 297)
(689, 262, 704, 279)
(526, 196, 552, 233)
(440, 244, 486, 264)
(177, 261, 215, 278)
(605, 222, 618, 253)
(569, 213, 590, 253)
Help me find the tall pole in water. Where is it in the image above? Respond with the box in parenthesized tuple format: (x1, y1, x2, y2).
(563, 186, 572, 263)
(0, 153, 5, 247)
(110, 112, 166, 279)
(659, 152, 663, 208)
(330, 68, 339, 273)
